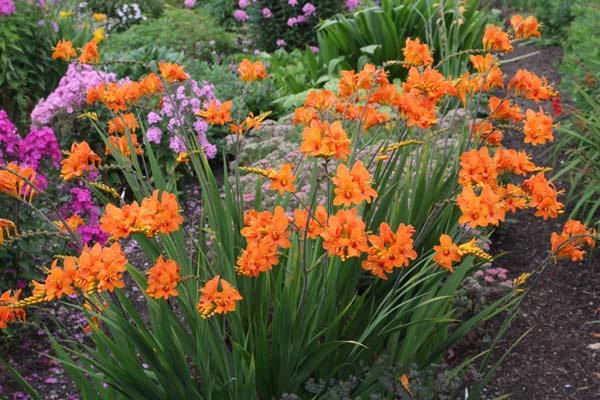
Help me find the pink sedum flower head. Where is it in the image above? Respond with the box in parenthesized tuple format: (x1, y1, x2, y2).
(234, 9, 248, 22)
(302, 2, 316, 17)
(238, 0, 250, 8)
(262, 7, 272, 18)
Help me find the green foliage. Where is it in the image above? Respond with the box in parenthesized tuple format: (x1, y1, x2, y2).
(317, 0, 494, 80)
(559, 2, 600, 112)
(102, 7, 239, 61)
(505, 0, 582, 39)
(245, 0, 344, 52)
(202, 0, 238, 28)
(86, 0, 164, 31)
(0, 3, 68, 129)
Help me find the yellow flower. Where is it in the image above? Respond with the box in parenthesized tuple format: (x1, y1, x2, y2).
(59, 10, 74, 19)
(94, 28, 105, 43)
(92, 13, 107, 22)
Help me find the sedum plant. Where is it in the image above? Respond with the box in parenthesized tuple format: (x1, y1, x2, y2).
(1, 15, 597, 399)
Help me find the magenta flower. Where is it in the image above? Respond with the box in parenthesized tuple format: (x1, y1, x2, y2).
(146, 127, 163, 144)
(276, 39, 286, 47)
(0, 0, 16, 16)
(262, 7, 272, 18)
(184, 0, 196, 8)
(234, 9, 248, 22)
(346, 0, 360, 10)
(287, 17, 297, 27)
(302, 2, 316, 17)
(238, 0, 250, 8)
(310, 46, 319, 53)
(288, 0, 298, 6)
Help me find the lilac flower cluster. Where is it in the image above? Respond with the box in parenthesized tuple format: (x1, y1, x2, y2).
(31, 62, 116, 127)
(60, 186, 108, 246)
(0, 109, 21, 163)
(0, 0, 15, 16)
(150, 79, 218, 158)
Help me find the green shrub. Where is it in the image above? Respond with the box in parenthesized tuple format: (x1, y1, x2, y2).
(505, 0, 582, 39)
(86, 0, 164, 31)
(203, 0, 238, 28)
(317, 0, 494, 80)
(102, 8, 239, 61)
(0, 3, 68, 129)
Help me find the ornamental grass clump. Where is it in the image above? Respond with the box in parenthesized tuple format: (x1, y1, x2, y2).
(1, 15, 598, 398)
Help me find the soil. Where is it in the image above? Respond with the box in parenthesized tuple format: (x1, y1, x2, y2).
(2, 27, 600, 400)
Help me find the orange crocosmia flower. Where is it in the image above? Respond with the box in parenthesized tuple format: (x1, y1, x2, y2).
(299, 120, 351, 160)
(522, 172, 563, 220)
(493, 148, 535, 175)
(321, 208, 369, 261)
(95, 243, 128, 292)
(158, 62, 188, 83)
(403, 66, 450, 104)
(236, 240, 281, 277)
(457, 184, 505, 228)
(100, 202, 141, 240)
(57, 214, 85, 233)
(489, 96, 524, 123)
(396, 93, 438, 129)
(139, 72, 163, 95)
(60, 141, 101, 181)
(79, 38, 100, 64)
(471, 120, 503, 146)
(433, 234, 461, 272)
(332, 160, 378, 207)
(482, 24, 513, 52)
(267, 163, 296, 194)
(458, 147, 498, 187)
(87, 81, 141, 113)
(107, 113, 139, 135)
(511, 15, 541, 40)
(106, 134, 144, 158)
(402, 38, 434, 67)
(238, 58, 267, 81)
(240, 206, 291, 249)
(497, 183, 528, 213)
(293, 107, 319, 125)
(71, 243, 128, 293)
(0, 163, 39, 201)
(508, 69, 555, 103)
(0, 290, 25, 329)
(304, 90, 338, 113)
(44, 259, 76, 301)
(293, 204, 328, 240)
(358, 105, 389, 130)
(138, 190, 184, 237)
(470, 54, 494, 73)
(197, 275, 243, 318)
(448, 72, 475, 107)
(523, 107, 553, 145)
(146, 256, 181, 300)
(369, 83, 401, 106)
(338, 64, 387, 99)
(52, 40, 77, 60)
(550, 219, 596, 262)
(361, 222, 417, 279)
(197, 99, 232, 125)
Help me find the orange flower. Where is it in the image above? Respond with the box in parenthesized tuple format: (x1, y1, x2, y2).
(107, 113, 139, 135)
(471, 120, 503, 146)
(403, 66, 450, 104)
(238, 59, 267, 81)
(369, 83, 401, 106)
(396, 93, 438, 129)
(457, 184, 505, 227)
(402, 38, 434, 67)
(68, 243, 128, 293)
(158, 62, 188, 82)
(293, 107, 319, 125)
(523, 107, 553, 145)
(267, 163, 296, 194)
(304, 90, 338, 113)
(469, 54, 505, 91)
(44, 259, 76, 301)
(511, 15, 541, 40)
(522, 172, 563, 219)
(52, 40, 77, 60)
(0, 163, 39, 202)
(458, 147, 498, 188)
(299, 120, 351, 160)
(488, 96, 524, 123)
(230, 111, 270, 135)
(332, 160, 378, 207)
(497, 184, 528, 213)
(433, 234, 461, 272)
(293, 205, 328, 240)
(139, 72, 163, 95)
(508, 69, 555, 103)
(197, 99, 232, 125)
(87, 81, 141, 113)
(100, 202, 142, 240)
(240, 206, 291, 249)
(493, 148, 535, 175)
(60, 141, 101, 181)
(361, 223, 417, 279)
(197, 275, 243, 318)
(0, 219, 17, 245)
(482, 25, 513, 52)
(236, 240, 281, 277)
(321, 208, 368, 260)
(79, 38, 100, 64)
(92, 13, 107, 22)
(550, 220, 596, 262)
(146, 256, 181, 300)
(106, 134, 144, 158)
(338, 64, 387, 99)
(56, 215, 85, 233)
(0, 290, 25, 329)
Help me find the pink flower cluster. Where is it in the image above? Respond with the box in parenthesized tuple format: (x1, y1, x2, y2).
(0, 109, 20, 163)
(31, 63, 116, 127)
(346, 0, 361, 10)
(60, 186, 108, 246)
(150, 79, 218, 158)
(0, 0, 15, 16)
